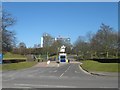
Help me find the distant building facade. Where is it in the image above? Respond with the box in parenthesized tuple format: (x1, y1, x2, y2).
(40, 37, 43, 48)
(56, 36, 71, 45)
(40, 35, 71, 48)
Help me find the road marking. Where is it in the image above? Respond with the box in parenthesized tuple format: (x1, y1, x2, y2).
(25, 69, 40, 74)
(78, 65, 91, 75)
(54, 70, 57, 72)
(57, 64, 60, 67)
(27, 75, 34, 77)
(65, 66, 70, 72)
(59, 65, 71, 78)
(99, 87, 113, 88)
(75, 71, 80, 73)
(49, 70, 57, 73)
(8, 72, 19, 77)
(15, 86, 31, 88)
(14, 83, 77, 88)
(59, 73, 64, 78)
(3, 77, 15, 81)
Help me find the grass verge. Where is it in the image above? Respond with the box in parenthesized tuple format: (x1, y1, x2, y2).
(81, 60, 119, 72)
(2, 61, 37, 71)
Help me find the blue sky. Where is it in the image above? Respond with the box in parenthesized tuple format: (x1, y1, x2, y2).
(3, 2, 118, 47)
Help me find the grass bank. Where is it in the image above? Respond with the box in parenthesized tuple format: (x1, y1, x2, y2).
(2, 61, 37, 71)
(0, 65, 1, 70)
(3, 52, 27, 60)
(81, 60, 119, 72)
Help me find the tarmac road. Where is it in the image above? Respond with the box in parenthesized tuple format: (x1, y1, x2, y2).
(2, 61, 118, 88)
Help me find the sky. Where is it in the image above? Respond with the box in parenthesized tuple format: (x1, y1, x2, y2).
(2, 2, 118, 47)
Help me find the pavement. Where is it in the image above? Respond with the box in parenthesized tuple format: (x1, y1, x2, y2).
(90, 71, 119, 77)
(2, 61, 118, 88)
(34, 61, 66, 68)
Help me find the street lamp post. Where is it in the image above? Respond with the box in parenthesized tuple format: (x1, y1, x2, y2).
(106, 51, 108, 58)
(47, 52, 48, 60)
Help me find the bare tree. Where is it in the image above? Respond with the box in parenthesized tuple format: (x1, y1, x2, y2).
(0, 29, 2, 53)
(18, 42, 26, 55)
(2, 10, 17, 53)
(73, 36, 91, 59)
(0, 6, 2, 53)
(73, 23, 118, 59)
(91, 23, 118, 58)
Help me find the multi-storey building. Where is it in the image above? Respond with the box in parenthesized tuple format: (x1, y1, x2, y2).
(40, 35, 71, 48)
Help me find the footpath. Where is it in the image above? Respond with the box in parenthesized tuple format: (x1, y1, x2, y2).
(89, 71, 119, 77)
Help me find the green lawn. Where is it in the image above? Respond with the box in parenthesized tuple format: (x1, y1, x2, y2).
(81, 60, 119, 72)
(2, 62, 37, 71)
(3, 52, 26, 60)
(0, 65, 1, 70)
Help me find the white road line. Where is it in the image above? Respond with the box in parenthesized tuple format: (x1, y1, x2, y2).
(99, 87, 113, 88)
(27, 75, 34, 77)
(59, 73, 64, 78)
(53, 70, 57, 72)
(4, 69, 39, 78)
(65, 66, 70, 72)
(75, 71, 80, 73)
(15, 86, 31, 88)
(8, 72, 19, 77)
(78, 65, 91, 75)
(59, 65, 71, 78)
(25, 69, 40, 74)
(3, 77, 15, 81)
(14, 83, 77, 88)
(49, 70, 57, 73)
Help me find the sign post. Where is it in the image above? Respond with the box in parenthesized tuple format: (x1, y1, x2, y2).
(0, 54, 2, 64)
(59, 45, 67, 63)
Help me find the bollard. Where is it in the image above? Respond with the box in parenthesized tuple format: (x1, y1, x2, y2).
(47, 60, 50, 65)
